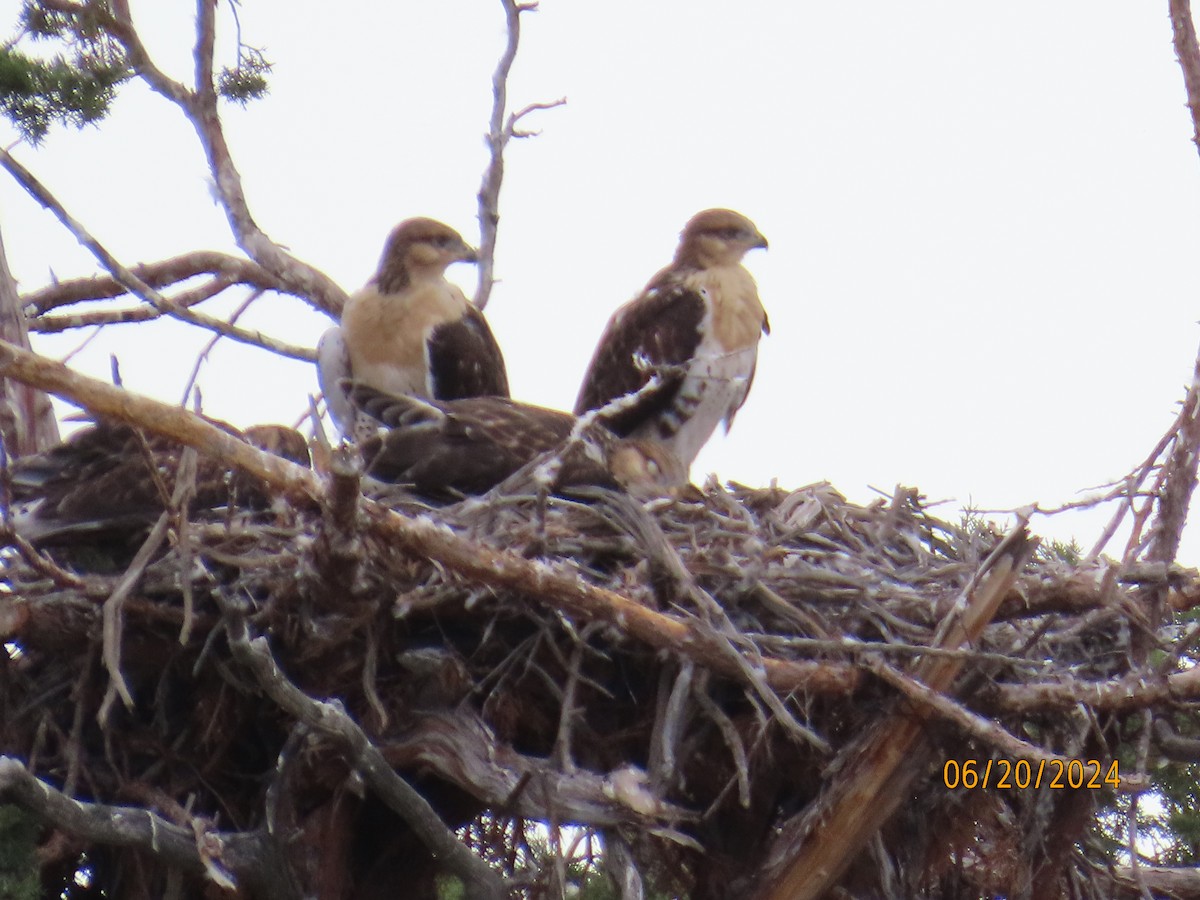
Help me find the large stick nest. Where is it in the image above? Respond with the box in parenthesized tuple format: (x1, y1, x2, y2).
(1, 468, 1194, 898)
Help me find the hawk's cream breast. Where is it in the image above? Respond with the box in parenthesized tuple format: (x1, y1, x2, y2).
(686, 266, 766, 352)
(341, 281, 472, 397)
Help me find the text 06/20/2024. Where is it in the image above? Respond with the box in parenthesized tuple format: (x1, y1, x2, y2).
(943, 758, 1120, 791)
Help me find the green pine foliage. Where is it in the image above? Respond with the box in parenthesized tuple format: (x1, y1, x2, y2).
(1, 1, 128, 142)
(0, 805, 39, 900)
(1036, 536, 1082, 566)
(1157, 755, 1200, 863)
(217, 47, 272, 106)
(1151, 610, 1200, 864)
(0, 46, 127, 142)
(1, 1, 272, 142)
(20, 0, 108, 41)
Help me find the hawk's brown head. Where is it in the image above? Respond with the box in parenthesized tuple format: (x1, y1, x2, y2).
(674, 208, 768, 269)
(375, 217, 478, 293)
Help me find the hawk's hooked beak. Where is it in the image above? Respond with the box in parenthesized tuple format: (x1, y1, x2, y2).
(752, 231, 769, 251)
(458, 243, 480, 264)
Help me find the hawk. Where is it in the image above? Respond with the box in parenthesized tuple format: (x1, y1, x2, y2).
(574, 208, 769, 470)
(8, 420, 310, 544)
(347, 384, 687, 500)
(317, 218, 509, 437)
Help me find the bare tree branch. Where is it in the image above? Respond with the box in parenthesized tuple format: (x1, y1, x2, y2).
(0, 756, 211, 877)
(32, 275, 236, 332)
(0, 222, 58, 455)
(106, 0, 193, 105)
(0, 755, 303, 899)
(82, 0, 348, 314)
(867, 660, 1113, 773)
(178, 3, 347, 314)
(1101, 1, 1200, 665)
(474, 0, 564, 311)
(0, 148, 315, 361)
(0, 525, 85, 589)
(22, 251, 283, 315)
(193, 0, 217, 104)
(217, 591, 509, 900)
(988, 661, 1200, 716)
(474, 0, 524, 312)
(1171, 0, 1200, 154)
(1145, 384, 1200, 569)
(383, 711, 692, 828)
(507, 98, 567, 138)
(1110, 866, 1200, 899)
(1149, 0, 1200, 571)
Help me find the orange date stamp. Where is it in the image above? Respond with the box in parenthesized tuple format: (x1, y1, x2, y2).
(943, 758, 1120, 790)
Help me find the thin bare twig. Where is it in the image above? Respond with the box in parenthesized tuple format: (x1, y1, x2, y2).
(179, 290, 263, 404)
(474, 0, 564, 310)
(59, 326, 106, 364)
(32, 275, 236, 333)
(694, 688, 751, 809)
(507, 98, 567, 138)
(100, 511, 172, 717)
(21, 251, 281, 315)
(0, 149, 316, 361)
(174, 446, 199, 645)
(868, 661, 1077, 768)
(648, 661, 693, 792)
(0, 525, 86, 589)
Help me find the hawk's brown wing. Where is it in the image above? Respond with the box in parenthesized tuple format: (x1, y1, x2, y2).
(10, 420, 309, 543)
(427, 304, 510, 400)
(359, 392, 572, 497)
(572, 280, 705, 436)
(10, 423, 166, 539)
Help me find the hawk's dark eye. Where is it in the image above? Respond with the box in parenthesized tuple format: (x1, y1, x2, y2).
(434, 235, 452, 247)
(712, 227, 740, 241)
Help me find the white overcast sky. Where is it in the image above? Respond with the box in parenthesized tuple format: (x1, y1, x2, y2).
(3, 1, 1200, 562)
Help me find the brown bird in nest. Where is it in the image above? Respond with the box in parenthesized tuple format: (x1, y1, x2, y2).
(317, 218, 509, 439)
(6, 420, 310, 544)
(575, 208, 770, 471)
(346, 384, 688, 500)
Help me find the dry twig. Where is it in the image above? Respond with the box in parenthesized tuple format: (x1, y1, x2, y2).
(0, 149, 316, 362)
(474, 0, 565, 310)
